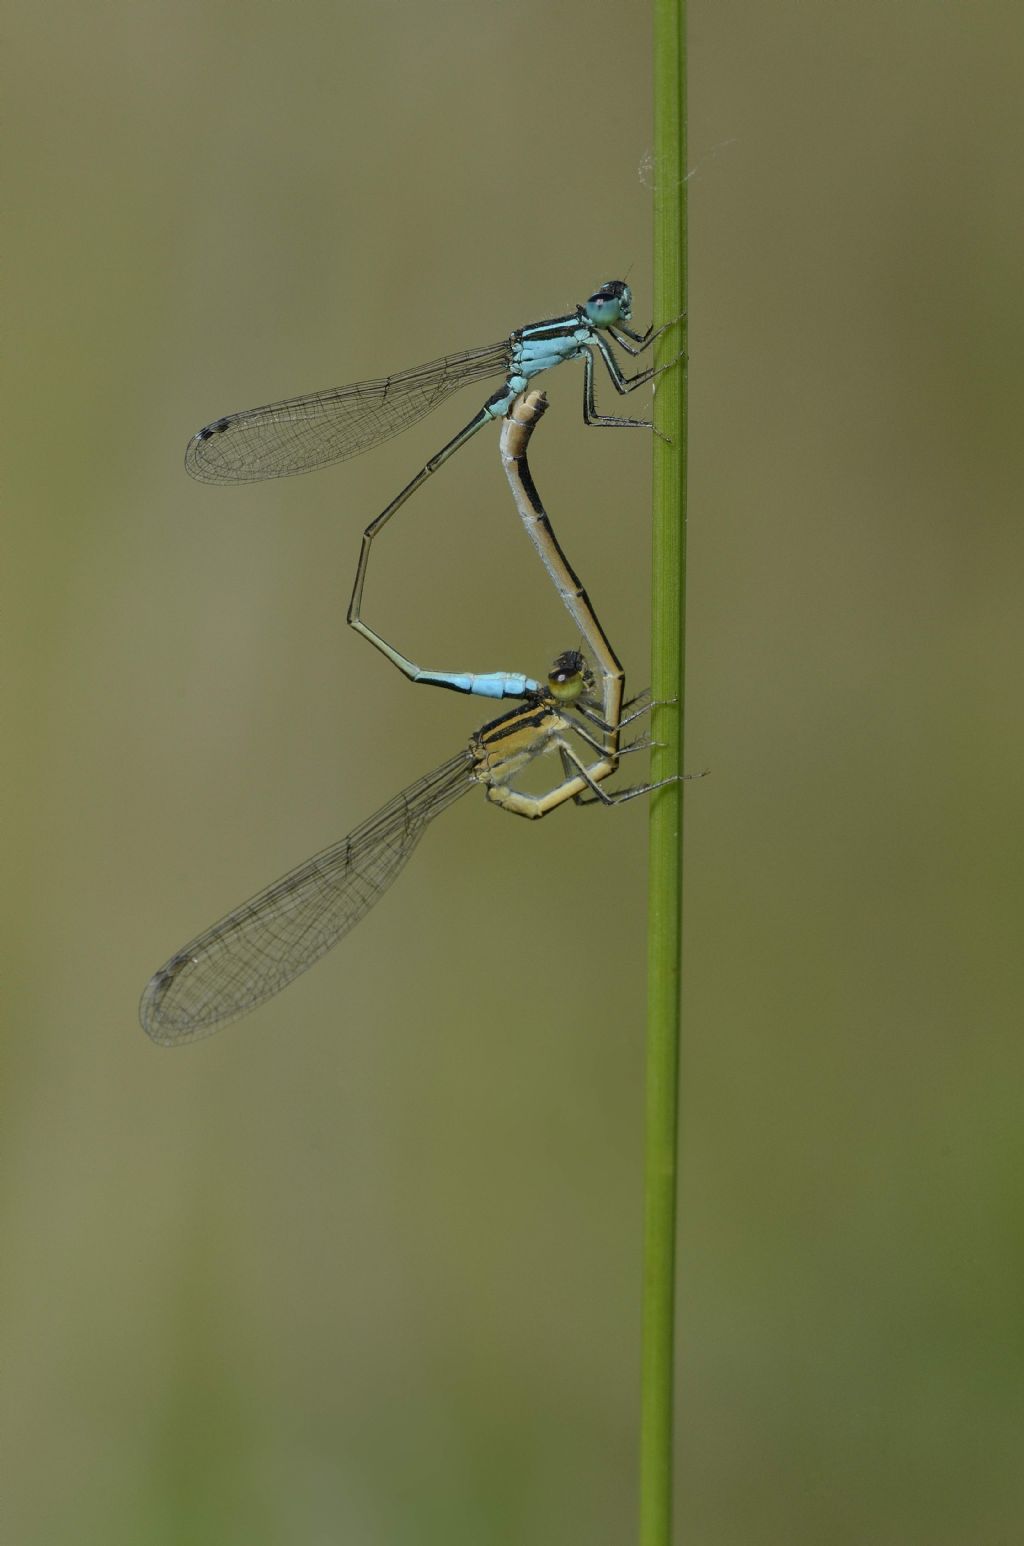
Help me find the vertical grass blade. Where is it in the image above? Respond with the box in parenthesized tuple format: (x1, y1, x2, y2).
(642, 2, 687, 1545)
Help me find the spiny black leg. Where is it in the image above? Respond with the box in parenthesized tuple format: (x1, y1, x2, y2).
(580, 349, 655, 431)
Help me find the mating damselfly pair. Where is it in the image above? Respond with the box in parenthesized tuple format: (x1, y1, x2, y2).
(141, 287, 686, 1041)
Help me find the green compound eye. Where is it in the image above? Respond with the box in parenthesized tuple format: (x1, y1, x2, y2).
(546, 649, 587, 703)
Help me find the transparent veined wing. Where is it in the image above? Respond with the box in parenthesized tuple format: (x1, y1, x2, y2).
(185, 342, 509, 483)
(140, 750, 475, 1042)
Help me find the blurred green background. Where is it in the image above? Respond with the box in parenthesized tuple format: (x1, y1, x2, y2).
(5, 2, 1023, 1542)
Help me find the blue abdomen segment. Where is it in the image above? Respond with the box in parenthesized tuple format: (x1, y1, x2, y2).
(483, 377, 530, 420)
(412, 669, 541, 699)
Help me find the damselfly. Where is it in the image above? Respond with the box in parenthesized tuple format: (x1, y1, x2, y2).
(141, 389, 686, 1040)
(184, 281, 682, 687)
(139, 652, 667, 1043)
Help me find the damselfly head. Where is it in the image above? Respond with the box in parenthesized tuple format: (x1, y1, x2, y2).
(546, 649, 592, 705)
(585, 280, 632, 327)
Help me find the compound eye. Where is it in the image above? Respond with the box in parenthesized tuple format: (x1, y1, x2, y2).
(586, 287, 618, 325)
(547, 650, 585, 703)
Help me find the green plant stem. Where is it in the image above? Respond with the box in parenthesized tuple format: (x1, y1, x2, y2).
(642, 3, 687, 1546)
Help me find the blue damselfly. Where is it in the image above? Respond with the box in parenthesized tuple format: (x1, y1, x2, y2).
(184, 282, 682, 688)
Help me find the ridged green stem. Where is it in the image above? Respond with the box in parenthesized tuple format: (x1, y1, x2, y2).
(641, 3, 687, 1546)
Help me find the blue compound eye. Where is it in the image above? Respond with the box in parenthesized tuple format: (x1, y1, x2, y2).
(585, 280, 630, 326)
